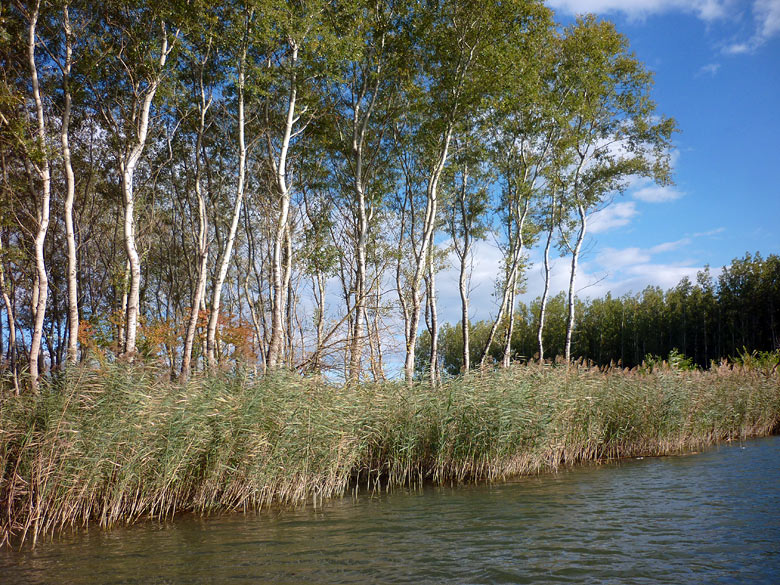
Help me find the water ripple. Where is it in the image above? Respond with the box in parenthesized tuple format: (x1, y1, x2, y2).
(2, 436, 779, 584)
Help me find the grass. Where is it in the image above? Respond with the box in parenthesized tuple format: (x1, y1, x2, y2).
(1, 360, 778, 547)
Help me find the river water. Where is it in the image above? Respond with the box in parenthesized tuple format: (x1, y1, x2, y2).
(2, 436, 779, 584)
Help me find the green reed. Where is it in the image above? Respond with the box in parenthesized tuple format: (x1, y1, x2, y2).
(1, 361, 778, 547)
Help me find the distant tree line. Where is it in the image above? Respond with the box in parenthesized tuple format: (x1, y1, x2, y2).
(419, 252, 780, 375)
(0, 0, 676, 391)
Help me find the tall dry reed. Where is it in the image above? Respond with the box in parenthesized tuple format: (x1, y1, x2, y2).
(1, 361, 778, 547)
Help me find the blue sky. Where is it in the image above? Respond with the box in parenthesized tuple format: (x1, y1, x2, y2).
(437, 0, 780, 325)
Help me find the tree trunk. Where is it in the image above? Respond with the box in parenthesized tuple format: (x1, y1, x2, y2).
(309, 272, 325, 374)
(207, 41, 247, 369)
(27, 1, 51, 391)
(537, 191, 556, 362)
(121, 174, 141, 359)
(459, 247, 471, 373)
(267, 41, 299, 371)
(456, 163, 471, 373)
(61, 5, 79, 365)
(0, 236, 19, 395)
(403, 126, 452, 383)
(284, 227, 294, 368)
(502, 284, 516, 368)
(395, 192, 411, 375)
(480, 197, 529, 369)
(346, 67, 382, 384)
(368, 280, 386, 381)
(122, 23, 171, 359)
(181, 64, 212, 381)
(118, 260, 129, 352)
(501, 195, 532, 368)
(348, 184, 368, 383)
(564, 203, 586, 362)
(426, 267, 439, 385)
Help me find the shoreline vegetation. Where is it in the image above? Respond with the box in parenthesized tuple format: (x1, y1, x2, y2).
(3, 0, 779, 556)
(2, 359, 778, 548)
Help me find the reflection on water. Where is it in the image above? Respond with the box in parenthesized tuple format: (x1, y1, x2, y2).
(2, 436, 779, 584)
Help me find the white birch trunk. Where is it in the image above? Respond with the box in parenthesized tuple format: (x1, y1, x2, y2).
(502, 285, 517, 368)
(267, 41, 299, 370)
(501, 195, 532, 368)
(367, 276, 385, 381)
(182, 60, 212, 380)
(61, 5, 79, 365)
(283, 226, 294, 368)
(537, 191, 556, 362)
(459, 243, 471, 373)
(403, 126, 453, 383)
(118, 260, 129, 351)
(564, 203, 587, 361)
(456, 164, 471, 373)
(207, 37, 248, 369)
(309, 272, 325, 374)
(425, 266, 439, 385)
(479, 197, 529, 369)
(27, 1, 51, 391)
(348, 179, 368, 383)
(122, 24, 171, 359)
(479, 264, 513, 369)
(347, 63, 382, 383)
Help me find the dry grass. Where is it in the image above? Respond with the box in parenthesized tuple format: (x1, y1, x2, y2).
(1, 360, 778, 547)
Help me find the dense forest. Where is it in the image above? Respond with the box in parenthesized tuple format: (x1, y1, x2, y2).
(420, 252, 780, 375)
(6, 0, 744, 393)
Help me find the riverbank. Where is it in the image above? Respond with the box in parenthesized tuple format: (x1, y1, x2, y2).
(1, 361, 778, 547)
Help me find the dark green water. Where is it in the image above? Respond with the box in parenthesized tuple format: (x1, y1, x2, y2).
(2, 436, 779, 584)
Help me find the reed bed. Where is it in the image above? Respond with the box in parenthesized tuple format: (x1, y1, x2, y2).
(1, 361, 778, 547)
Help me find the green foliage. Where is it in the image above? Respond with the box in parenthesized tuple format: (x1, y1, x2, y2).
(732, 348, 780, 375)
(667, 348, 695, 371)
(430, 253, 780, 371)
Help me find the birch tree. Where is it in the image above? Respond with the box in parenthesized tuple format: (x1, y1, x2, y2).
(89, 3, 179, 359)
(399, 0, 519, 382)
(206, 4, 250, 369)
(181, 6, 219, 380)
(536, 178, 562, 362)
(556, 16, 676, 362)
(47, 2, 80, 365)
(323, 0, 410, 382)
(17, 0, 52, 389)
(443, 136, 490, 373)
(264, 0, 344, 370)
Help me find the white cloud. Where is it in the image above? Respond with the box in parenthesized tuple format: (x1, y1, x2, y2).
(588, 201, 638, 233)
(691, 227, 725, 237)
(547, 0, 734, 21)
(437, 239, 507, 325)
(756, 0, 780, 37)
(724, 0, 780, 53)
(588, 247, 704, 297)
(433, 218, 729, 331)
(697, 62, 722, 75)
(632, 184, 685, 203)
(596, 247, 651, 269)
(550, 0, 780, 55)
(590, 266, 701, 298)
(650, 238, 691, 253)
(434, 233, 727, 332)
(521, 254, 599, 301)
(724, 42, 751, 53)
(623, 263, 702, 288)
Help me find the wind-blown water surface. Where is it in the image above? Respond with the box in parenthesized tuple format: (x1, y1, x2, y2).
(2, 436, 779, 584)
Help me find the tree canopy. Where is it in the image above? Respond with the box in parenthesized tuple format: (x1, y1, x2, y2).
(1, 0, 742, 390)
